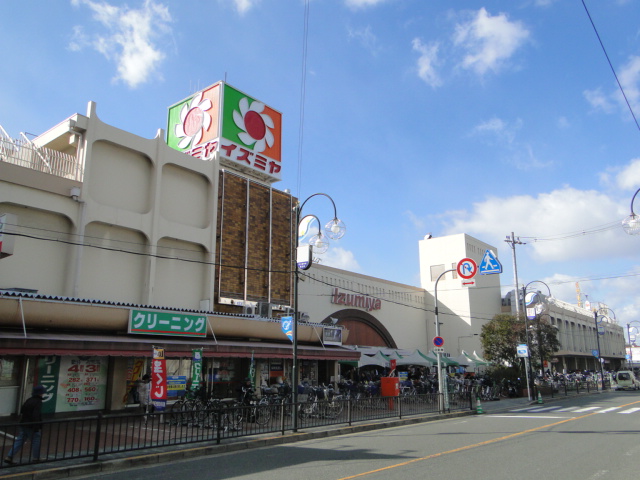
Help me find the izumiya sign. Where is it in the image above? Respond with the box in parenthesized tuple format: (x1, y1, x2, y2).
(166, 82, 283, 182)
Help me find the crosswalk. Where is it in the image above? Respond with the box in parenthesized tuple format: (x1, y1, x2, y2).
(508, 405, 640, 415)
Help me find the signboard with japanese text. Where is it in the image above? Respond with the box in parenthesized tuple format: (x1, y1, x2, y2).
(129, 309, 207, 337)
(166, 82, 282, 182)
(38, 356, 107, 413)
(167, 376, 186, 398)
(151, 347, 167, 411)
(191, 349, 203, 390)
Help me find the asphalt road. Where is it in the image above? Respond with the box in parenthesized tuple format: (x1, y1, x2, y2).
(66, 391, 640, 480)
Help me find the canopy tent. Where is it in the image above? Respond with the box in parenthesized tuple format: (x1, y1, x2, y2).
(454, 350, 491, 370)
(471, 351, 491, 366)
(358, 350, 390, 368)
(394, 349, 434, 367)
(453, 353, 475, 367)
(425, 351, 459, 366)
(386, 350, 404, 362)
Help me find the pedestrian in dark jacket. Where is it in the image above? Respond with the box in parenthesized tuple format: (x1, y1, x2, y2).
(4, 385, 46, 465)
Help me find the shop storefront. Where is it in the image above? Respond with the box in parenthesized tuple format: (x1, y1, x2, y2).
(0, 294, 359, 416)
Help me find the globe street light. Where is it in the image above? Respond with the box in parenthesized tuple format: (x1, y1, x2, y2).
(622, 188, 640, 235)
(626, 321, 640, 368)
(292, 193, 345, 432)
(523, 280, 552, 398)
(594, 306, 616, 390)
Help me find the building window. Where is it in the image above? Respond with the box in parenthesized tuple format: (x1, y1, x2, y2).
(431, 264, 445, 282)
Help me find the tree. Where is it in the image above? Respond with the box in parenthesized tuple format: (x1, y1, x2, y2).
(480, 314, 523, 368)
(480, 313, 561, 374)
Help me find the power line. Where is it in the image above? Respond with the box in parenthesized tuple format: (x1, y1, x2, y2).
(581, 0, 640, 133)
(519, 221, 621, 242)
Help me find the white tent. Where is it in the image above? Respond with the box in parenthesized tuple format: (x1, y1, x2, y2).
(394, 349, 434, 367)
(471, 351, 491, 366)
(454, 350, 480, 368)
(358, 351, 390, 368)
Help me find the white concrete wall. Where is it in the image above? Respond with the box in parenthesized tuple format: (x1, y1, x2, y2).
(299, 264, 434, 353)
(418, 233, 502, 357)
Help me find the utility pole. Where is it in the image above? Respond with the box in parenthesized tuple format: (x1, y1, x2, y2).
(505, 232, 525, 318)
(505, 233, 533, 400)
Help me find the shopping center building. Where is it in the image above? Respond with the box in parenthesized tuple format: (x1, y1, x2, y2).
(0, 82, 626, 416)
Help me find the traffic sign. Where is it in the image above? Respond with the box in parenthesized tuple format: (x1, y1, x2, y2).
(479, 249, 502, 275)
(433, 347, 445, 354)
(517, 344, 529, 357)
(433, 336, 444, 347)
(457, 258, 478, 279)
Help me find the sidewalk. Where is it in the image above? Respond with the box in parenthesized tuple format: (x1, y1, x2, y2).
(0, 392, 594, 480)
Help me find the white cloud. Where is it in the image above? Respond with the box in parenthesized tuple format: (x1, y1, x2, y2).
(345, 0, 389, 9)
(70, 0, 172, 89)
(471, 117, 549, 170)
(348, 26, 380, 56)
(615, 158, 640, 190)
(453, 8, 530, 75)
(584, 88, 615, 113)
(318, 247, 361, 272)
(585, 56, 640, 115)
(404, 210, 426, 231)
(232, 0, 259, 14)
(617, 56, 640, 110)
(442, 186, 628, 264)
(412, 38, 442, 88)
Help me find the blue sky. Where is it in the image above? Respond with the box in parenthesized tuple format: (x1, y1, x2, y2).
(2, 0, 640, 330)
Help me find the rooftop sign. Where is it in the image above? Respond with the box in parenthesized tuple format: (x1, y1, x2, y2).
(166, 82, 282, 182)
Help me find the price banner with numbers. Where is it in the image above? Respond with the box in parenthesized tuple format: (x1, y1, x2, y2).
(38, 356, 107, 413)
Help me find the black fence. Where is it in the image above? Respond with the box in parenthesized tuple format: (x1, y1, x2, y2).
(0, 392, 468, 469)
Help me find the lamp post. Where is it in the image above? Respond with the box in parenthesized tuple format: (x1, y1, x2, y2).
(292, 193, 346, 432)
(594, 306, 616, 390)
(523, 280, 552, 397)
(622, 188, 640, 235)
(434, 267, 455, 413)
(627, 321, 640, 369)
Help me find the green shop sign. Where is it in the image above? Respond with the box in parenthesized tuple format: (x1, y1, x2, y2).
(129, 309, 208, 337)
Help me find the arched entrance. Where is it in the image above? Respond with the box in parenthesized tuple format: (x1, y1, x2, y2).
(322, 309, 397, 348)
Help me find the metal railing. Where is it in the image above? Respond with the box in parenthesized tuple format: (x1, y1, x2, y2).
(0, 136, 83, 182)
(0, 392, 468, 469)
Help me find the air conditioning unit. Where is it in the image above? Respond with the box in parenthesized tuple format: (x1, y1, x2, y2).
(243, 305, 256, 315)
(258, 302, 272, 318)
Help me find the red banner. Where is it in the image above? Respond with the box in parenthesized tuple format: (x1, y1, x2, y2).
(151, 347, 167, 411)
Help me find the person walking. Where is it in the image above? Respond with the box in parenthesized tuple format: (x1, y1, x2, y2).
(4, 385, 46, 465)
(137, 374, 152, 416)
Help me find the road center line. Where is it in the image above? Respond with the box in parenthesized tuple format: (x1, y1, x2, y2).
(336, 399, 640, 480)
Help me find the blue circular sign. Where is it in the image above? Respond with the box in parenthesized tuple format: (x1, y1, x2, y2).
(433, 336, 444, 347)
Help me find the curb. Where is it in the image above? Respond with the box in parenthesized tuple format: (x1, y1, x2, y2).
(1, 391, 605, 480)
(0, 410, 476, 480)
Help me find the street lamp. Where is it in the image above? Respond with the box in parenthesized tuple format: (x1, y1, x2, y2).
(627, 321, 640, 368)
(292, 193, 345, 432)
(594, 306, 616, 390)
(622, 188, 640, 235)
(523, 280, 552, 399)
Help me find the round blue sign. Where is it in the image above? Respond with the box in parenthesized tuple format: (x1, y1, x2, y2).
(433, 336, 444, 347)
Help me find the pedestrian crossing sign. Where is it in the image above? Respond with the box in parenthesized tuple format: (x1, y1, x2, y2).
(479, 249, 502, 275)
